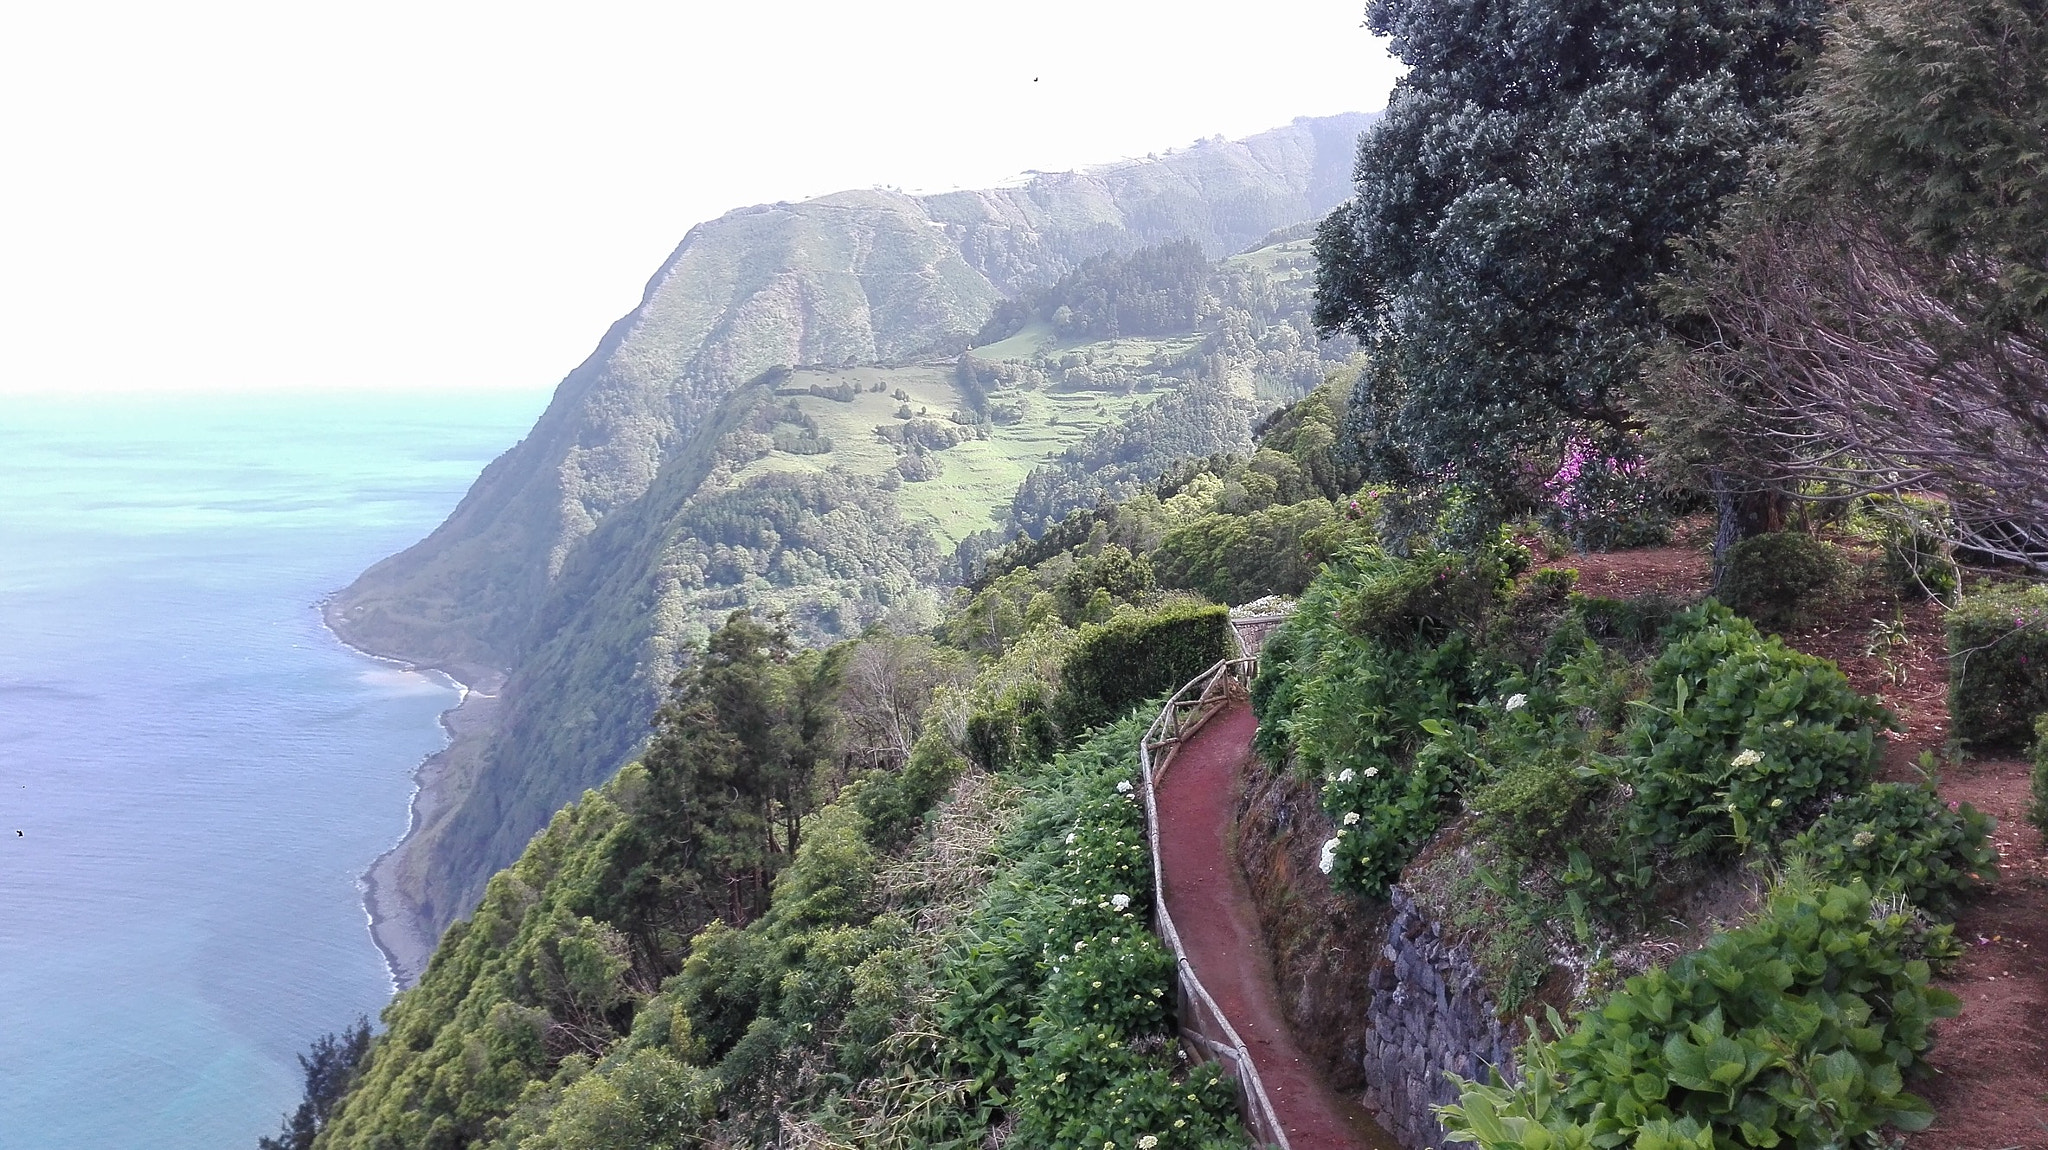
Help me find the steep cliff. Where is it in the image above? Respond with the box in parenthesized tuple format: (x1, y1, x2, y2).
(327, 113, 1376, 975)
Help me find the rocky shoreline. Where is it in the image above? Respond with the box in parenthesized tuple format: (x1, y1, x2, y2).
(320, 598, 503, 989)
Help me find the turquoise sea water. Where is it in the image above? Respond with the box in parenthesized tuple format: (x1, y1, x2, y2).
(0, 391, 545, 1149)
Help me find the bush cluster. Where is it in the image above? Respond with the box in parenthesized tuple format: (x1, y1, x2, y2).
(1945, 582, 2048, 747)
(1442, 881, 1960, 1148)
(1253, 548, 1510, 894)
(1717, 530, 1850, 631)
(1622, 603, 1890, 859)
(1790, 782, 1997, 914)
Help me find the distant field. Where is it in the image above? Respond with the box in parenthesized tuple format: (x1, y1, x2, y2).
(1224, 236, 1315, 279)
(722, 361, 1160, 545)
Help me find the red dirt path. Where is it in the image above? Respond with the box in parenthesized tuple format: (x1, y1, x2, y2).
(1154, 701, 1395, 1150)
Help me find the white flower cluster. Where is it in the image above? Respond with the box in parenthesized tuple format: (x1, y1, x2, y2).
(1110, 893, 1131, 912)
(1116, 779, 1134, 794)
(1343, 811, 1361, 825)
(1731, 748, 1763, 768)
(1505, 693, 1528, 712)
(1318, 837, 1340, 874)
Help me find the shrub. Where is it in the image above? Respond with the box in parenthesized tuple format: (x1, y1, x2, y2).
(1946, 582, 2048, 747)
(1335, 548, 1510, 646)
(1623, 603, 1891, 859)
(853, 732, 966, 851)
(1863, 494, 1960, 601)
(1315, 720, 1474, 893)
(1567, 591, 1688, 655)
(1718, 530, 1850, 630)
(1255, 550, 1513, 895)
(1465, 733, 1602, 864)
(1051, 602, 1232, 737)
(1791, 783, 1998, 914)
(2032, 715, 2048, 836)
(938, 717, 1243, 1150)
(1441, 881, 1961, 1148)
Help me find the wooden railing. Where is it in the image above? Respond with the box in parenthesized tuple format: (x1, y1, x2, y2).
(1138, 653, 1290, 1149)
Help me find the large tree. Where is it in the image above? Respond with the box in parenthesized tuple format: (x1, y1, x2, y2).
(1647, 0, 2048, 568)
(1314, 0, 1825, 527)
(595, 610, 845, 967)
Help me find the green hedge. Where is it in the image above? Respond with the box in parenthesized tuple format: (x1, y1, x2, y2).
(1441, 881, 1960, 1148)
(1946, 582, 2048, 746)
(1718, 531, 1850, 631)
(1051, 602, 1232, 737)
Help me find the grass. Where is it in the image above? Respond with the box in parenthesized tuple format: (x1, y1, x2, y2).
(723, 362, 1159, 546)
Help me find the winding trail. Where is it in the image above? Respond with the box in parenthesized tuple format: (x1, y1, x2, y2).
(1154, 699, 1392, 1149)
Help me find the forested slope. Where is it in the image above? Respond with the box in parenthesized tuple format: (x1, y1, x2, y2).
(327, 115, 1377, 962)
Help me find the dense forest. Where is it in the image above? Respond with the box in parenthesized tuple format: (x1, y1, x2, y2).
(277, 0, 2048, 1143)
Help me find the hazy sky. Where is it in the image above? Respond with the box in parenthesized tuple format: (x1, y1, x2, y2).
(0, 2, 1400, 397)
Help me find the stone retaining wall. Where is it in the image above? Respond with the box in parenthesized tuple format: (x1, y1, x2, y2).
(1360, 887, 1520, 1148)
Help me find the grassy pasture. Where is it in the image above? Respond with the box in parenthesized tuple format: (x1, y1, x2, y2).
(724, 361, 1159, 545)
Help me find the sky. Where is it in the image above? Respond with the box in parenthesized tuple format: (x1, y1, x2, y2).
(0, 1, 1401, 398)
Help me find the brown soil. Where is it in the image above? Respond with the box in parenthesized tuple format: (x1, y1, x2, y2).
(1155, 701, 1397, 1149)
(1539, 543, 1713, 600)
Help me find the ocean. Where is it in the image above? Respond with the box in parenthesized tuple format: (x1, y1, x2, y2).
(0, 390, 545, 1149)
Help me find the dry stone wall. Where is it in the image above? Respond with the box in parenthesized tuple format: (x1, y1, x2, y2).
(1360, 886, 1520, 1148)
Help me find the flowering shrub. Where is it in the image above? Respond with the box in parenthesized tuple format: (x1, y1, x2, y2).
(1540, 435, 1670, 551)
(1441, 881, 1960, 1148)
(1790, 783, 1997, 913)
(940, 716, 1242, 1150)
(1946, 581, 2048, 746)
(1252, 549, 1514, 895)
(1622, 603, 1891, 859)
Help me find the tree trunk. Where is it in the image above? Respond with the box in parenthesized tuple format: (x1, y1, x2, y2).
(1711, 469, 1787, 586)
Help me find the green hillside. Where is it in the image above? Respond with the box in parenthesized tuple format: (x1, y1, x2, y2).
(328, 118, 1377, 962)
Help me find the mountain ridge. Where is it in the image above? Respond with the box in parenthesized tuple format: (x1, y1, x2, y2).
(328, 111, 1377, 981)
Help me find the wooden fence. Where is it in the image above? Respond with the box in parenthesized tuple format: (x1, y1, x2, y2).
(1137, 652, 1290, 1149)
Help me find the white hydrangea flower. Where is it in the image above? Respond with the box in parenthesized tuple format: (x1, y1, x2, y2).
(1110, 893, 1131, 911)
(1343, 811, 1361, 825)
(1852, 830, 1876, 848)
(1505, 693, 1528, 712)
(1139, 1137, 1159, 1150)
(1318, 837, 1340, 874)
(1338, 767, 1356, 783)
(1769, 797, 1784, 808)
(1116, 779, 1134, 794)
(1364, 766, 1379, 778)
(1731, 749, 1763, 768)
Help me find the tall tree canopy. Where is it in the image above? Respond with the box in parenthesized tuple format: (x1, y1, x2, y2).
(1314, 0, 1824, 523)
(1647, 0, 2048, 567)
